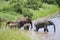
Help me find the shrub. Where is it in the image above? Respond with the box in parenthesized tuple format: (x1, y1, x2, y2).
(55, 0, 60, 7)
(25, 0, 42, 10)
(42, 0, 56, 4)
(5, 0, 9, 1)
(13, 3, 23, 14)
(1, 7, 10, 13)
(9, 0, 25, 14)
(22, 8, 33, 18)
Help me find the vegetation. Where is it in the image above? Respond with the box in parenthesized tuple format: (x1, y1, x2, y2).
(0, 0, 60, 40)
(0, 28, 32, 40)
(0, 0, 59, 20)
(32, 3, 59, 19)
(25, 0, 42, 10)
(55, 0, 60, 7)
(42, 0, 56, 4)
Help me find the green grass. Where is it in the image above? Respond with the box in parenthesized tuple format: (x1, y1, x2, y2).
(0, 3, 59, 20)
(32, 3, 59, 19)
(0, 1, 59, 20)
(0, 28, 32, 40)
(0, 1, 59, 40)
(0, 12, 23, 21)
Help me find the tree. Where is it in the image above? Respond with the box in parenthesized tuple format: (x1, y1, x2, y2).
(42, 0, 56, 4)
(55, 0, 60, 7)
(9, 0, 25, 14)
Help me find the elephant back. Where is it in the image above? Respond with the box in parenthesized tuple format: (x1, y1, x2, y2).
(35, 18, 47, 23)
(16, 17, 31, 23)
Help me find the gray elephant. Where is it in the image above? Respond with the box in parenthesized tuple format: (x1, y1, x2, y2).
(34, 19, 56, 32)
(6, 21, 31, 30)
(16, 17, 32, 29)
(6, 17, 32, 30)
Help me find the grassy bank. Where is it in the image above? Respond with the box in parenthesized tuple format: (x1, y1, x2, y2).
(0, 28, 32, 40)
(0, 3, 59, 20)
(0, 12, 23, 21)
(0, 4, 59, 20)
(32, 3, 59, 19)
(0, 0, 59, 40)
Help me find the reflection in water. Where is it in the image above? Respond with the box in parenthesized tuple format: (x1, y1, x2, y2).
(31, 18, 60, 40)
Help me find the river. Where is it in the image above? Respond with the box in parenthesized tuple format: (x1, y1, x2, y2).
(31, 13, 60, 40)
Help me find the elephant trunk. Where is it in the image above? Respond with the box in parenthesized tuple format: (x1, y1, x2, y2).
(48, 21, 56, 32)
(26, 18, 33, 29)
(30, 21, 33, 29)
(53, 23, 56, 32)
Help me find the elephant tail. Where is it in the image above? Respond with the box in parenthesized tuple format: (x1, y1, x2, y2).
(30, 21, 33, 29)
(53, 23, 56, 32)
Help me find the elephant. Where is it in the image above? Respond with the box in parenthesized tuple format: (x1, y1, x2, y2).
(16, 17, 33, 29)
(6, 17, 32, 30)
(6, 21, 30, 30)
(6, 21, 20, 28)
(34, 19, 56, 32)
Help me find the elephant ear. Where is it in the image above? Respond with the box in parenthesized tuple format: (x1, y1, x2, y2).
(47, 20, 53, 25)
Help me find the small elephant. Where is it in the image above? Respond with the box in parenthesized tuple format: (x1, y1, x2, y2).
(6, 21, 20, 28)
(6, 21, 31, 30)
(34, 19, 56, 32)
(16, 17, 32, 29)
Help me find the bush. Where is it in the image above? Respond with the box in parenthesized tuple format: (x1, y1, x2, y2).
(13, 3, 23, 14)
(9, 0, 25, 14)
(1, 7, 10, 13)
(22, 8, 33, 18)
(42, 0, 56, 4)
(23, 12, 33, 18)
(55, 0, 60, 7)
(5, 0, 9, 1)
(25, 0, 42, 10)
(2, 7, 9, 11)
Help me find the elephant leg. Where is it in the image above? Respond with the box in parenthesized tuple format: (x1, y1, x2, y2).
(35, 26, 40, 31)
(44, 29, 48, 32)
(24, 26, 29, 30)
(24, 24, 30, 30)
(44, 24, 49, 32)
